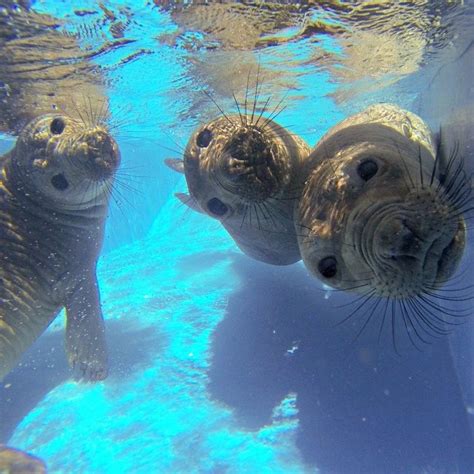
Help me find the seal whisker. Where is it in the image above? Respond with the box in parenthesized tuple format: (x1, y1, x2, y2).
(412, 296, 463, 328)
(407, 298, 451, 337)
(417, 143, 425, 189)
(260, 201, 278, 229)
(436, 140, 460, 191)
(329, 282, 371, 292)
(202, 90, 235, 127)
(424, 283, 474, 293)
(429, 131, 443, 187)
(418, 294, 470, 317)
(377, 298, 390, 343)
(422, 289, 474, 303)
(108, 179, 138, 212)
(262, 98, 288, 130)
(254, 95, 272, 128)
(243, 68, 252, 125)
(87, 96, 97, 128)
(389, 299, 401, 356)
(250, 62, 262, 126)
(400, 299, 426, 351)
(443, 160, 466, 198)
(69, 98, 90, 131)
(333, 289, 377, 327)
(351, 296, 382, 344)
(335, 288, 376, 310)
(394, 141, 415, 191)
(112, 176, 143, 197)
(232, 91, 245, 127)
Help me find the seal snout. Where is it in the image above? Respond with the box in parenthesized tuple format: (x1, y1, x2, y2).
(371, 208, 464, 296)
(376, 217, 426, 260)
(81, 129, 120, 181)
(221, 127, 281, 201)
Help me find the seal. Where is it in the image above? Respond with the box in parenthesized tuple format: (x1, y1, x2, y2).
(167, 113, 310, 265)
(0, 112, 120, 381)
(0, 445, 46, 474)
(296, 104, 468, 342)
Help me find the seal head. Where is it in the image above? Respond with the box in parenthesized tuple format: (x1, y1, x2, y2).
(11, 114, 119, 210)
(297, 105, 467, 300)
(180, 114, 310, 265)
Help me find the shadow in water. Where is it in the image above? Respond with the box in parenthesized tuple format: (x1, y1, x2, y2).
(208, 255, 474, 474)
(0, 320, 164, 443)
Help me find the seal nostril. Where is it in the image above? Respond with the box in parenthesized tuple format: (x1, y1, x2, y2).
(207, 197, 228, 217)
(357, 159, 378, 181)
(318, 256, 338, 278)
(50, 117, 65, 135)
(51, 173, 69, 190)
(196, 129, 212, 148)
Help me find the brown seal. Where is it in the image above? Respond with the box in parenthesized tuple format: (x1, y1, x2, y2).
(0, 445, 46, 474)
(0, 113, 120, 381)
(168, 114, 310, 265)
(296, 104, 468, 338)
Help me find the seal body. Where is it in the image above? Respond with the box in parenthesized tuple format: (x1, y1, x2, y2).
(0, 113, 120, 381)
(296, 104, 466, 299)
(181, 114, 310, 265)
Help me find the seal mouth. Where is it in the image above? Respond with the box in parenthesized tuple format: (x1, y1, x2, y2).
(51, 173, 69, 191)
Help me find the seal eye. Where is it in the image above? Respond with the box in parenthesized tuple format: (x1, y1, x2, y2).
(207, 197, 228, 216)
(51, 173, 69, 191)
(196, 129, 212, 148)
(357, 159, 378, 181)
(50, 118, 65, 135)
(318, 256, 337, 278)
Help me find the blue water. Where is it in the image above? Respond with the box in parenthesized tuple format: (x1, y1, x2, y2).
(1, 1, 473, 473)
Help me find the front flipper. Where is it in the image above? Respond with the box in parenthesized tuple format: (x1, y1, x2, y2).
(175, 192, 205, 214)
(65, 270, 108, 382)
(164, 158, 185, 174)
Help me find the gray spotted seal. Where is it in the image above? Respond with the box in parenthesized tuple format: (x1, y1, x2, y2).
(0, 445, 46, 473)
(296, 104, 468, 341)
(167, 113, 310, 265)
(0, 113, 120, 381)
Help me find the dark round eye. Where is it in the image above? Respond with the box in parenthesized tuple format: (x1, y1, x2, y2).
(357, 159, 378, 181)
(196, 129, 212, 148)
(318, 256, 337, 278)
(207, 197, 228, 216)
(51, 173, 69, 190)
(50, 117, 65, 135)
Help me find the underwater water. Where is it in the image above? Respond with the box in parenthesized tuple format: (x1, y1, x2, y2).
(0, 0, 474, 473)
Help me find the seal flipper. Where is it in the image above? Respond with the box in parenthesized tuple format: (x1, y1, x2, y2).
(65, 270, 108, 382)
(175, 192, 205, 214)
(164, 158, 185, 174)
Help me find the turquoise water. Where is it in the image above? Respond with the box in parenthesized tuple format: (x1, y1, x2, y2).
(1, 1, 474, 473)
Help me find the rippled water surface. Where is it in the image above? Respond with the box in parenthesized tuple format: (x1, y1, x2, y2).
(0, 1, 473, 473)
